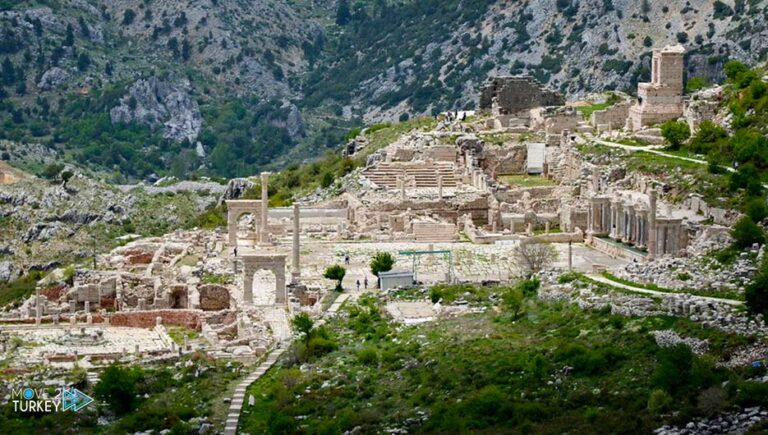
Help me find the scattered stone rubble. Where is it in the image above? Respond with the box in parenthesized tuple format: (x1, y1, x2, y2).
(651, 330, 709, 355)
(654, 407, 768, 435)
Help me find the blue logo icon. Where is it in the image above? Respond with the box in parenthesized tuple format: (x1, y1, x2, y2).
(60, 388, 94, 412)
(22, 388, 34, 400)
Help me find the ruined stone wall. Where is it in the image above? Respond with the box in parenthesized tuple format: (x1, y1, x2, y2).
(483, 146, 527, 175)
(591, 101, 632, 127)
(198, 285, 230, 311)
(110, 309, 203, 330)
(425, 145, 457, 162)
(478, 76, 564, 115)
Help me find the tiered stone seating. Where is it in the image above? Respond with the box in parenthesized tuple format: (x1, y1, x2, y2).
(412, 222, 457, 242)
(363, 161, 459, 188)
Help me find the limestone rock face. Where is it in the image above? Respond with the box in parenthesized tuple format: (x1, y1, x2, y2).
(110, 78, 202, 142)
(37, 68, 70, 91)
(0, 260, 15, 282)
(220, 178, 255, 204)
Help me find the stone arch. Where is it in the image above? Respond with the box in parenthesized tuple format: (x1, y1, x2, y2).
(249, 269, 278, 305)
(225, 200, 264, 246)
(241, 254, 286, 306)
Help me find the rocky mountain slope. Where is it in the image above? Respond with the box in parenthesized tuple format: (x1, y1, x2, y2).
(0, 0, 766, 179)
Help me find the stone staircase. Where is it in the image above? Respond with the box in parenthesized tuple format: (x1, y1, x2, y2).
(363, 161, 459, 189)
(412, 222, 458, 242)
(223, 347, 286, 435)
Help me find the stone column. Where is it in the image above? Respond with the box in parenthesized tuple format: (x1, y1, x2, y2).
(592, 168, 600, 193)
(437, 174, 443, 199)
(568, 241, 573, 271)
(292, 204, 301, 284)
(227, 208, 237, 246)
(35, 288, 41, 325)
(260, 172, 270, 245)
(400, 176, 406, 200)
(648, 190, 658, 260)
(84, 301, 90, 313)
(243, 266, 253, 306)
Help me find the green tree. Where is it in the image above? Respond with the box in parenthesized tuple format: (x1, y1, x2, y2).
(660, 120, 691, 150)
(60, 170, 74, 187)
(369, 251, 395, 281)
(123, 9, 136, 25)
(653, 344, 693, 394)
(77, 53, 90, 71)
(94, 365, 143, 415)
(292, 313, 314, 343)
(746, 260, 768, 316)
(502, 286, 524, 319)
(1, 57, 14, 86)
(324, 264, 346, 291)
(746, 198, 768, 223)
(336, 0, 351, 25)
(731, 215, 765, 249)
(690, 120, 727, 154)
(64, 24, 74, 46)
(41, 163, 64, 181)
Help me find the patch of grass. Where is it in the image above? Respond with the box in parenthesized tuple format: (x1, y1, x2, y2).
(0, 271, 43, 308)
(201, 273, 233, 285)
(499, 174, 557, 187)
(166, 326, 201, 345)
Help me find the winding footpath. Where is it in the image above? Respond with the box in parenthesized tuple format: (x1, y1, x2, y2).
(585, 273, 743, 306)
(223, 292, 354, 434)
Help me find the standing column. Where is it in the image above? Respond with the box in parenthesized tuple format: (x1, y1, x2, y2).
(35, 288, 41, 325)
(437, 174, 443, 199)
(292, 204, 301, 284)
(648, 190, 658, 260)
(259, 172, 270, 245)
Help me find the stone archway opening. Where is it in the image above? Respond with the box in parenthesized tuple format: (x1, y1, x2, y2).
(250, 269, 277, 305)
(236, 213, 259, 247)
(241, 254, 286, 306)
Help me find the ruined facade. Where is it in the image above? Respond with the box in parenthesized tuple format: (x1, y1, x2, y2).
(628, 45, 685, 131)
(478, 76, 565, 117)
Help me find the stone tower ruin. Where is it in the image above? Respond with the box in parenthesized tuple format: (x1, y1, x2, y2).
(628, 44, 685, 131)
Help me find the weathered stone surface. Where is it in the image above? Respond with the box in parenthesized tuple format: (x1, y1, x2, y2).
(478, 76, 565, 115)
(110, 78, 202, 142)
(37, 67, 69, 91)
(198, 285, 230, 311)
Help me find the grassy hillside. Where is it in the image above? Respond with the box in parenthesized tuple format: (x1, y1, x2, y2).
(240, 289, 768, 434)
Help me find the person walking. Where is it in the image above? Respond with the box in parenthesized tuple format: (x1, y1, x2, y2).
(356, 279, 361, 292)
(364, 276, 368, 289)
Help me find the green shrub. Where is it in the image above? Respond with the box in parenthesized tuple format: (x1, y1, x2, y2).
(518, 277, 540, 297)
(94, 365, 144, 415)
(660, 120, 691, 150)
(737, 381, 768, 407)
(356, 347, 379, 366)
(647, 389, 673, 415)
(557, 272, 579, 283)
(730, 216, 765, 249)
(653, 344, 693, 394)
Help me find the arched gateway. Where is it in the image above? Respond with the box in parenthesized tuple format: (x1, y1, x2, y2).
(225, 200, 264, 246)
(241, 254, 286, 305)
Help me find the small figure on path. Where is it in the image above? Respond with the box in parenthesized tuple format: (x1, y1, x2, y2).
(364, 276, 368, 289)
(356, 279, 361, 292)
